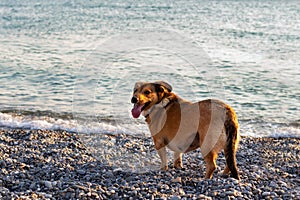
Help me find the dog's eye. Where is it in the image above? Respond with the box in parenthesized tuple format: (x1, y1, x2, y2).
(133, 89, 137, 93)
(144, 90, 151, 95)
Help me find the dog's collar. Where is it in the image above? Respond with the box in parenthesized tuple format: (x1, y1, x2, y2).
(143, 98, 172, 119)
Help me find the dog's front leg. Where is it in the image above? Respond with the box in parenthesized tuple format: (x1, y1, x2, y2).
(157, 147, 168, 170)
(173, 152, 183, 169)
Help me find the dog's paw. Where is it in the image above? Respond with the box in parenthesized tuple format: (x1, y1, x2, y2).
(173, 159, 183, 169)
(173, 163, 183, 169)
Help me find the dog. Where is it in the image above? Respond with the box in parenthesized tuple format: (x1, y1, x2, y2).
(131, 81, 240, 179)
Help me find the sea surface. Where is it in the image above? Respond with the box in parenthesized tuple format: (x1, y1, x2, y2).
(0, 0, 299, 138)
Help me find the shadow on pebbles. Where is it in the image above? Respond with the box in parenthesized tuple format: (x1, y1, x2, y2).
(0, 129, 299, 199)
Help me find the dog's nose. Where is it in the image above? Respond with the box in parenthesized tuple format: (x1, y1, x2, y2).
(131, 96, 138, 103)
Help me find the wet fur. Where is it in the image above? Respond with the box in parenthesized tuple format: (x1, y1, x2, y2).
(131, 81, 240, 179)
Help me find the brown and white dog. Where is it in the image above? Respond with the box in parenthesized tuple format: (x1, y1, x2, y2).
(131, 81, 240, 179)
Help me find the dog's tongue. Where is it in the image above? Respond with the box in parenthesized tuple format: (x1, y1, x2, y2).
(131, 104, 143, 118)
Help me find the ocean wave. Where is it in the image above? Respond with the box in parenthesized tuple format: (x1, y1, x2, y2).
(240, 120, 300, 138)
(0, 111, 147, 137)
(0, 111, 299, 138)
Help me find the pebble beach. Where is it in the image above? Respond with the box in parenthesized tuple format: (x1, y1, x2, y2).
(0, 129, 299, 200)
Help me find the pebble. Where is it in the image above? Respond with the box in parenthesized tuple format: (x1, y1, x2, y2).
(171, 177, 182, 183)
(198, 194, 212, 200)
(77, 169, 86, 175)
(178, 188, 185, 195)
(44, 181, 53, 189)
(275, 189, 285, 195)
(0, 129, 299, 199)
(269, 181, 277, 187)
(170, 196, 181, 200)
(30, 182, 37, 190)
(278, 181, 288, 187)
(113, 168, 123, 173)
(105, 171, 114, 178)
(225, 190, 238, 197)
(262, 191, 271, 197)
(253, 188, 261, 194)
(45, 193, 52, 198)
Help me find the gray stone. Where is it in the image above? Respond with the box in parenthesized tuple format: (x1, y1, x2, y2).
(45, 194, 52, 198)
(44, 181, 53, 189)
(269, 181, 277, 188)
(105, 171, 114, 178)
(30, 182, 37, 190)
(262, 192, 271, 197)
(113, 168, 122, 173)
(219, 192, 226, 198)
(77, 169, 86, 175)
(225, 190, 238, 197)
(170, 196, 181, 200)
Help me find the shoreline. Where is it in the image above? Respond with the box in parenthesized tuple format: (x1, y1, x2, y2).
(0, 129, 299, 199)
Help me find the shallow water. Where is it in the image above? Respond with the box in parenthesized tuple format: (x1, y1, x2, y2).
(0, 0, 299, 138)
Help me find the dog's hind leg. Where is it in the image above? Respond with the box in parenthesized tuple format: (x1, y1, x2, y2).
(157, 147, 168, 170)
(222, 165, 230, 176)
(173, 152, 183, 169)
(204, 151, 218, 179)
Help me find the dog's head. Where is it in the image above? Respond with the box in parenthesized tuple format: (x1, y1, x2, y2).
(131, 81, 172, 118)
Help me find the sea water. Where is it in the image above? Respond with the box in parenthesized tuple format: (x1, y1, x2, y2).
(0, 0, 299, 138)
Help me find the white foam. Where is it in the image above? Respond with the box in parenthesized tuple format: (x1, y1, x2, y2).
(269, 126, 300, 138)
(0, 112, 148, 136)
(240, 121, 300, 138)
(0, 112, 299, 138)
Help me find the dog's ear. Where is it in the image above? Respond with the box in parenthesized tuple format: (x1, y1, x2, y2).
(134, 82, 145, 91)
(154, 81, 172, 93)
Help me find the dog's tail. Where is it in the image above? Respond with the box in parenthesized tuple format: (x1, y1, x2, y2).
(224, 105, 240, 180)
